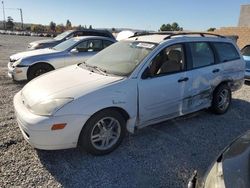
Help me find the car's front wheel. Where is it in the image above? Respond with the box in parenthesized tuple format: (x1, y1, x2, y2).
(27, 63, 54, 80)
(78, 109, 126, 155)
(211, 84, 232, 114)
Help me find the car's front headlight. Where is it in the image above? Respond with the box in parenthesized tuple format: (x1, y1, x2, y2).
(29, 98, 74, 116)
(204, 162, 225, 188)
(12, 58, 22, 67)
(31, 43, 42, 49)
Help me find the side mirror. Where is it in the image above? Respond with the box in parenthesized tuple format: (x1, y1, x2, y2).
(141, 67, 151, 79)
(70, 48, 78, 53)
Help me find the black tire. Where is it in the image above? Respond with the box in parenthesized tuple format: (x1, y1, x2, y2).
(211, 84, 231, 114)
(27, 63, 54, 81)
(78, 109, 126, 155)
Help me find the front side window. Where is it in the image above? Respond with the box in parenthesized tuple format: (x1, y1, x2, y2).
(213, 42, 240, 62)
(148, 44, 185, 77)
(74, 41, 88, 52)
(189, 42, 214, 68)
(83, 41, 156, 76)
(73, 39, 103, 52)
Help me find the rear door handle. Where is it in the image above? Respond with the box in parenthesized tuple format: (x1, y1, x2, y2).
(212, 69, 220, 73)
(178, 77, 189, 82)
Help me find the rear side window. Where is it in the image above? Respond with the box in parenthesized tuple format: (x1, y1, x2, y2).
(213, 42, 240, 62)
(189, 42, 215, 68)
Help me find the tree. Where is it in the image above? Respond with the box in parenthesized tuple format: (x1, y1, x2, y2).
(89, 25, 93, 29)
(66, 19, 72, 29)
(31, 24, 46, 33)
(56, 24, 65, 33)
(6, 16, 14, 30)
(49, 21, 56, 32)
(207, 27, 216, 32)
(111, 28, 116, 32)
(160, 22, 183, 31)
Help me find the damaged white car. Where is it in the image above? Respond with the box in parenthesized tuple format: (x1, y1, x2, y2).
(14, 32, 245, 155)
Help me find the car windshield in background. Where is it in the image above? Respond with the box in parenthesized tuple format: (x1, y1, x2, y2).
(242, 45, 250, 56)
(54, 30, 73, 40)
(83, 41, 156, 76)
(53, 38, 80, 51)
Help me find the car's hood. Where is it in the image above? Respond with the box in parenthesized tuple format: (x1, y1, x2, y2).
(29, 38, 56, 45)
(21, 65, 123, 107)
(221, 131, 250, 188)
(10, 48, 58, 61)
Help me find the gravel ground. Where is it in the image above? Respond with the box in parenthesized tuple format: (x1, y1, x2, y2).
(0, 34, 250, 188)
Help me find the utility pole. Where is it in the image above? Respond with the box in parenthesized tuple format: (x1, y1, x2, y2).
(2, 1, 6, 30)
(18, 8, 23, 30)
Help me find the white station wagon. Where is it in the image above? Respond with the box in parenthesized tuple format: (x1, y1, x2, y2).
(14, 32, 245, 155)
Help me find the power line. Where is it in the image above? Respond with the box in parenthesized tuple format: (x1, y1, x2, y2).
(1, 1, 6, 30)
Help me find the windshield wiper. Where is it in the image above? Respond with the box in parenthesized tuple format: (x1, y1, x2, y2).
(79, 62, 107, 75)
(93, 66, 108, 75)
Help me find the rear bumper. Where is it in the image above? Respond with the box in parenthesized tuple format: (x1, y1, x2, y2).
(14, 91, 90, 150)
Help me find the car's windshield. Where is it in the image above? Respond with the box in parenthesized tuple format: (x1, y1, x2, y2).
(54, 30, 73, 40)
(53, 38, 80, 51)
(241, 45, 250, 56)
(82, 41, 156, 76)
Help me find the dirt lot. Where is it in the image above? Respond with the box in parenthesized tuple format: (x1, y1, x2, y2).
(0, 34, 250, 188)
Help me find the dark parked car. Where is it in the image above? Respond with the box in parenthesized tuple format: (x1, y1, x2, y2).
(28, 29, 115, 50)
(241, 45, 250, 80)
(188, 130, 250, 188)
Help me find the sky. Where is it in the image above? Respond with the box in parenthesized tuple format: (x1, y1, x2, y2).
(1, 0, 250, 31)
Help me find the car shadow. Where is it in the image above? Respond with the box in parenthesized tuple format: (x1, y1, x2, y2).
(36, 98, 250, 188)
(245, 80, 250, 86)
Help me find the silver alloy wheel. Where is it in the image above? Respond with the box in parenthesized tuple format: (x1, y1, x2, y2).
(218, 89, 230, 111)
(90, 117, 121, 150)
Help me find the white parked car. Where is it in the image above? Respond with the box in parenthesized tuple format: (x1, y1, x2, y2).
(8, 36, 116, 81)
(14, 32, 245, 155)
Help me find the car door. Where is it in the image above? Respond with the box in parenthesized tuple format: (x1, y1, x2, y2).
(66, 39, 103, 66)
(181, 42, 220, 114)
(138, 44, 189, 125)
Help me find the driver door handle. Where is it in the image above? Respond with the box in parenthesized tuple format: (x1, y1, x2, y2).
(178, 77, 189, 82)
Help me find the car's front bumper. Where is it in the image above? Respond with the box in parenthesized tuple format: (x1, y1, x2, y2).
(14, 91, 90, 150)
(8, 62, 28, 81)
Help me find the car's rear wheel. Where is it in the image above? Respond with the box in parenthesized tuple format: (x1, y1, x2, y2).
(78, 109, 126, 155)
(27, 63, 54, 80)
(211, 84, 231, 114)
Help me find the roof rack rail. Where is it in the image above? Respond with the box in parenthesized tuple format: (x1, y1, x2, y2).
(129, 31, 175, 38)
(129, 31, 225, 39)
(163, 32, 226, 40)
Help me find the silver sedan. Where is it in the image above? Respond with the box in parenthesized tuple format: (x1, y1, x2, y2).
(8, 36, 116, 81)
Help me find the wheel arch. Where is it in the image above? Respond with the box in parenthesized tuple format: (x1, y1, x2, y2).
(213, 79, 233, 92)
(27, 62, 55, 78)
(85, 106, 130, 126)
(77, 106, 130, 150)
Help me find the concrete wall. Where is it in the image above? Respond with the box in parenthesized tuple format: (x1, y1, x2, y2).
(212, 27, 250, 49)
(238, 5, 250, 27)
